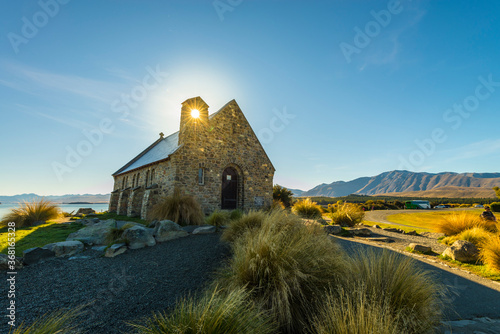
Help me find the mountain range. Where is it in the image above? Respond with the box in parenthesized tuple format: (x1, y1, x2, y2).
(300, 170, 500, 198)
(0, 193, 110, 204)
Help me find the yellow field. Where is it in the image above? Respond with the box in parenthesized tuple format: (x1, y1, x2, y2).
(385, 209, 484, 232)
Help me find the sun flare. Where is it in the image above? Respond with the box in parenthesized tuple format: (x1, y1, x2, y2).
(191, 109, 200, 118)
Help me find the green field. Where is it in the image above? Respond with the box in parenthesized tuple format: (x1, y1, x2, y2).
(362, 220, 429, 234)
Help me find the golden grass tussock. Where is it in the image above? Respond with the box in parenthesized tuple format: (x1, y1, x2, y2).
(442, 226, 494, 246)
(221, 210, 268, 243)
(217, 209, 347, 333)
(206, 210, 231, 228)
(341, 249, 445, 334)
(11, 307, 82, 334)
(480, 234, 500, 272)
(149, 188, 204, 226)
(291, 198, 322, 219)
(436, 211, 497, 236)
(329, 202, 365, 227)
(1, 198, 60, 227)
(128, 286, 277, 334)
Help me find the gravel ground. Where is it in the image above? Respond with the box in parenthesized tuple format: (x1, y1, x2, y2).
(1, 232, 230, 334)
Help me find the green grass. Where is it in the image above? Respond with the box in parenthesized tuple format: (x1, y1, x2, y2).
(10, 307, 82, 334)
(385, 210, 483, 231)
(0, 222, 84, 257)
(87, 212, 148, 225)
(439, 255, 500, 281)
(362, 220, 428, 234)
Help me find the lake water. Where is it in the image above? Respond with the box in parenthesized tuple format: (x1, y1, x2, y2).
(0, 203, 109, 220)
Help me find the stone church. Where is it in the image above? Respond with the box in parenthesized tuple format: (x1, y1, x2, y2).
(109, 96, 275, 219)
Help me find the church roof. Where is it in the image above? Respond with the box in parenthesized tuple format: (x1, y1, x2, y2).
(113, 131, 180, 176)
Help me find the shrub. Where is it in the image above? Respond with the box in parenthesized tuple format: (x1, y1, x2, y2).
(490, 202, 500, 212)
(229, 209, 243, 221)
(441, 227, 493, 246)
(1, 199, 60, 227)
(128, 286, 277, 334)
(106, 223, 135, 245)
(480, 235, 500, 272)
(273, 184, 294, 208)
(271, 199, 285, 210)
(11, 307, 81, 334)
(206, 210, 231, 229)
(221, 210, 268, 243)
(343, 249, 444, 333)
(149, 188, 204, 226)
(329, 202, 365, 227)
(217, 209, 347, 333)
(436, 211, 497, 235)
(292, 198, 322, 219)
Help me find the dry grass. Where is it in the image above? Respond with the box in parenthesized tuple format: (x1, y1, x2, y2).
(441, 227, 493, 246)
(1, 199, 60, 227)
(480, 235, 500, 272)
(436, 211, 497, 235)
(11, 307, 81, 334)
(329, 202, 365, 227)
(128, 286, 277, 334)
(292, 198, 322, 219)
(217, 209, 347, 333)
(149, 189, 204, 226)
(221, 210, 267, 243)
(206, 210, 231, 229)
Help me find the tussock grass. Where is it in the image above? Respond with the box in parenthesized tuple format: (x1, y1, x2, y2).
(329, 202, 365, 227)
(436, 211, 497, 236)
(218, 209, 347, 333)
(206, 210, 231, 229)
(229, 209, 243, 221)
(149, 189, 204, 226)
(480, 235, 500, 272)
(221, 210, 267, 243)
(11, 307, 81, 334)
(292, 198, 322, 219)
(1, 199, 60, 227)
(343, 249, 444, 333)
(442, 227, 493, 246)
(128, 286, 277, 334)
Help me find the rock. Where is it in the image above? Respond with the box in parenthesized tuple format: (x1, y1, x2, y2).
(105, 243, 127, 258)
(383, 228, 399, 232)
(442, 240, 479, 263)
(192, 226, 217, 235)
(0, 254, 23, 270)
(43, 241, 84, 257)
(68, 255, 91, 260)
(122, 225, 156, 249)
(373, 225, 381, 229)
(408, 243, 431, 253)
(91, 245, 107, 252)
(23, 247, 56, 265)
(365, 237, 395, 243)
(67, 219, 139, 245)
(153, 220, 188, 242)
(405, 230, 418, 236)
(76, 208, 96, 215)
(324, 225, 342, 235)
(351, 228, 371, 236)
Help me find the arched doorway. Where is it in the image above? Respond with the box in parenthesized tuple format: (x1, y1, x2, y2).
(221, 167, 238, 209)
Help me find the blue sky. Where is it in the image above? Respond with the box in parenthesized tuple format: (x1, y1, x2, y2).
(1, 0, 499, 196)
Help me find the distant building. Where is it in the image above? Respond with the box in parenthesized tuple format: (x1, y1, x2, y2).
(109, 96, 275, 219)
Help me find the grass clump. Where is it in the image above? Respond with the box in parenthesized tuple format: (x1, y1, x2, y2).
(128, 286, 277, 334)
(106, 223, 135, 245)
(341, 249, 444, 333)
(229, 209, 243, 221)
(217, 209, 347, 333)
(206, 210, 231, 229)
(221, 210, 267, 243)
(11, 307, 81, 334)
(329, 202, 365, 227)
(480, 235, 500, 272)
(441, 226, 493, 246)
(149, 188, 204, 226)
(292, 198, 322, 219)
(436, 211, 497, 236)
(1, 199, 60, 227)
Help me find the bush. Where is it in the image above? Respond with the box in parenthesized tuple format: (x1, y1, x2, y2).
(229, 209, 243, 221)
(341, 249, 444, 333)
(329, 202, 365, 227)
(489, 202, 500, 212)
(480, 235, 500, 272)
(12, 307, 81, 334)
(436, 211, 497, 235)
(128, 286, 277, 334)
(217, 209, 347, 333)
(221, 210, 267, 243)
(1, 199, 60, 227)
(273, 184, 294, 208)
(149, 189, 204, 226)
(441, 227, 493, 246)
(206, 210, 231, 229)
(292, 198, 322, 219)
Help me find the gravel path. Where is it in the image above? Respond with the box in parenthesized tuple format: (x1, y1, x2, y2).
(1, 233, 230, 334)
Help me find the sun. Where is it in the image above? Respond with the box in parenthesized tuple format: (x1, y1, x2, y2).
(191, 109, 200, 118)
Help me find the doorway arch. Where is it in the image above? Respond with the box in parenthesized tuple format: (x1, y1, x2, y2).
(221, 167, 239, 210)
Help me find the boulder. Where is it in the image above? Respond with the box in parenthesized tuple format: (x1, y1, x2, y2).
(324, 225, 342, 235)
(408, 243, 431, 253)
(383, 228, 399, 233)
(23, 247, 56, 265)
(76, 208, 96, 215)
(122, 225, 156, 249)
(91, 245, 107, 252)
(0, 254, 23, 270)
(405, 230, 418, 236)
(66, 219, 140, 245)
(373, 225, 381, 229)
(351, 228, 372, 236)
(153, 220, 188, 242)
(442, 240, 479, 263)
(192, 226, 217, 235)
(43, 241, 84, 257)
(105, 243, 127, 258)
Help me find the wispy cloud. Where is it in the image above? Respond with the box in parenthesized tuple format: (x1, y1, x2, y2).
(443, 139, 500, 163)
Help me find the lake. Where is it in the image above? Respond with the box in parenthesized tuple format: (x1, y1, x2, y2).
(0, 203, 109, 220)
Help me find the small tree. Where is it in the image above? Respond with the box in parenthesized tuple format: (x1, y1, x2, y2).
(273, 184, 294, 208)
(493, 186, 500, 199)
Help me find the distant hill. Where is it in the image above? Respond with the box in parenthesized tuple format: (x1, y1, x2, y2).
(288, 188, 305, 197)
(301, 171, 500, 198)
(376, 186, 497, 199)
(0, 193, 110, 204)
